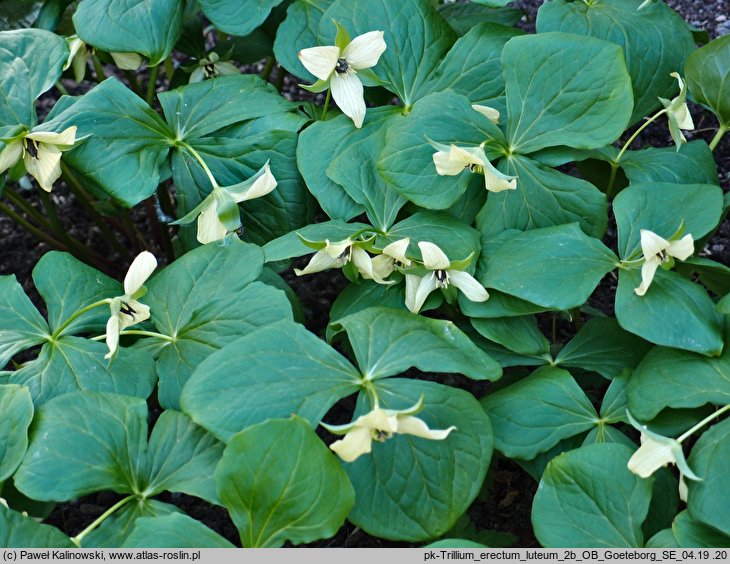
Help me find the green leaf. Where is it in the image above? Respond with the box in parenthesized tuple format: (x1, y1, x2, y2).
(198, 0, 284, 37)
(216, 416, 354, 547)
(532, 443, 653, 547)
(379, 91, 507, 209)
(262, 219, 372, 263)
(471, 316, 549, 357)
(600, 371, 631, 423)
(0, 275, 49, 367)
(328, 281, 407, 334)
(555, 318, 652, 379)
(615, 269, 723, 356)
(73, 0, 183, 65)
(14, 391, 148, 501)
(673, 510, 730, 548)
(685, 35, 730, 128)
(438, 3, 523, 35)
(516, 434, 586, 480)
(346, 378, 492, 541)
(481, 224, 618, 310)
(620, 141, 719, 186)
(645, 528, 680, 548)
(628, 341, 730, 421)
(478, 154, 607, 238)
(481, 366, 598, 460)
(425, 539, 488, 548)
(0, 384, 33, 481)
(536, 0, 695, 125)
(679, 258, 730, 297)
(82, 499, 179, 548)
(0, 29, 68, 126)
(38, 79, 172, 206)
(320, 0, 456, 105)
(2, 338, 156, 406)
(274, 0, 334, 80)
(0, 2, 43, 32)
(159, 75, 293, 140)
(420, 22, 522, 104)
(459, 290, 550, 318)
(613, 182, 723, 259)
(503, 32, 632, 154)
(123, 513, 235, 548)
(181, 321, 360, 441)
(643, 468, 679, 542)
(144, 238, 292, 409)
(331, 307, 501, 381)
(0, 504, 73, 548)
(687, 417, 730, 537)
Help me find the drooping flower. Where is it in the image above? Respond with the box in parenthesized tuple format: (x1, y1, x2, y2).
(294, 236, 387, 282)
(429, 139, 516, 192)
(64, 35, 88, 83)
(0, 126, 77, 192)
(369, 238, 411, 282)
(405, 241, 488, 314)
(659, 72, 695, 150)
(471, 104, 500, 125)
(189, 52, 240, 83)
(299, 26, 386, 128)
(173, 161, 277, 244)
(110, 52, 143, 71)
(105, 251, 157, 359)
(321, 396, 456, 462)
(634, 229, 694, 296)
(626, 412, 701, 481)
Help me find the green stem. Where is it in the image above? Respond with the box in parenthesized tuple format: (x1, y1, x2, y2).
(51, 299, 110, 339)
(260, 56, 275, 81)
(709, 125, 728, 152)
(55, 80, 69, 96)
(275, 65, 285, 93)
(605, 162, 620, 200)
(145, 64, 159, 106)
(91, 329, 174, 342)
(614, 109, 667, 164)
(123, 70, 143, 97)
(0, 200, 67, 250)
(37, 188, 75, 250)
(179, 142, 219, 189)
(143, 197, 174, 263)
(90, 54, 106, 82)
(163, 57, 175, 83)
(321, 88, 331, 121)
(71, 495, 136, 547)
(678, 404, 730, 443)
(3, 186, 54, 229)
(551, 313, 557, 344)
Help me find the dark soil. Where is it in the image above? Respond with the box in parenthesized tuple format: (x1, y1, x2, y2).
(4, 0, 729, 549)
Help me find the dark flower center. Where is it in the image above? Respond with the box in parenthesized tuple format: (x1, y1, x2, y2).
(25, 139, 39, 159)
(120, 302, 137, 318)
(435, 269, 449, 287)
(335, 58, 349, 74)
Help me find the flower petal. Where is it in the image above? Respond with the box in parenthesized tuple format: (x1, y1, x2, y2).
(418, 241, 450, 270)
(382, 237, 411, 266)
(639, 229, 669, 258)
(483, 160, 517, 192)
(329, 426, 373, 462)
(448, 270, 489, 303)
(412, 272, 440, 314)
(294, 249, 341, 276)
(230, 161, 277, 203)
(353, 247, 392, 284)
(635, 256, 661, 296)
(330, 69, 366, 128)
(450, 145, 485, 168)
(667, 234, 694, 261)
(471, 104, 500, 124)
(123, 251, 158, 296)
(627, 433, 677, 478)
(24, 144, 62, 192)
(118, 301, 151, 331)
(27, 126, 77, 148)
(104, 315, 120, 360)
(404, 274, 421, 313)
(432, 149, 467, 176)
(196, 199, 227, 244)
(342, 30, 386, 70)
(371, 255, 395, 280)
(298, 45, 339, 81)
(110, 52, 142, 71)
(396, 415, 456, 440)
(0, 140, 22, 174)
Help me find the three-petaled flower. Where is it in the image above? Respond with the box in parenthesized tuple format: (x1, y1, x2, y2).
(299, 26, 386, 128)
(321, 397, 456, 462)
(659, 72, 695, 150)
(405, 241, 488, 314)
(190, 52, 239, 83)
(634, 228, 694, 296)
(429, 139, 517, 193)
(370, 238, 411, 282)
(294, 236, 389, 283)
(105, 251, 157, 359)
(0, 126, 77, 192)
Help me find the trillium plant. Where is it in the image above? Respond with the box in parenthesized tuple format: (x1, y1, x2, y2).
(1, 0, 730, 551)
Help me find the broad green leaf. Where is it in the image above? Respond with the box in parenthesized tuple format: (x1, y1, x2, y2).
(144, 410, 224, 506)
(685, 35, 730, 128)
(331, 307, 501, 381)
(217, 417, 354, 547)
(82, 499, 179, 548)
(628, 341, 730, 421)
(123, 513, 235, 548)
(426, 539, 488, 548)
(32, 251, 120, 337)
(620, 142, 719, 186)
(0, 29, 68, 126)
(532, 443, 652, 547)
(0, 2, 42, 32)
(673, 510, 730, 548)
(328, 281, 407, 334)
(0, 275, 49, 367)
(471, 316, 549, 357)
(466, 324, 547, 369)
(2, 338, 156, 406)
(643, 468, 679, 542)
(481, 224, 618, 310)
(687, 417, 730, 537)
(379, 91, 507, 209)
(438, 3, 523, 35)
(536, 0, 695, 124)
(516, 434, 586, 481)
(0, 504, 73, 548)
(262, 219, 372, 263)
(503, 32, 632, 154)
(555, 318, 652, 379)
(582, 425, 634, 447)
(481, 366, 598, 460)
(144, 238, 292, 409)
(615, 269, 723, 356)
(613, 182, 723, 259)
(181, 321, 360, 441)
(274, 0, 334, 80)
(646, 529, 680, 548)
(459, 290, 550, 318)
(346, 378, 492, 541)
(0, 384, 33, 481)
(421, 22, 522, 104)
(327, 109, 406, 231)
(478, 154, 607, 238)
(14, 391, 148, 501)
(198, 0, 284, 37)
(38, 79, 172, 206)
(159, 75, 293, 140)
(679, 258, 730, 297)
(73, 0, 183, 65)
(320, 0, 456, 105)
(599, 371, 630, 423)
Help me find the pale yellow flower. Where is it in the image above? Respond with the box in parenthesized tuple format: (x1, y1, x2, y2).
(659, 72, 695, 150)
(634, 229, 694, 296)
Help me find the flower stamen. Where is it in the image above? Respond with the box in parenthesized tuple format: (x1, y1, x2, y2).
(335, 58, 349, 74)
